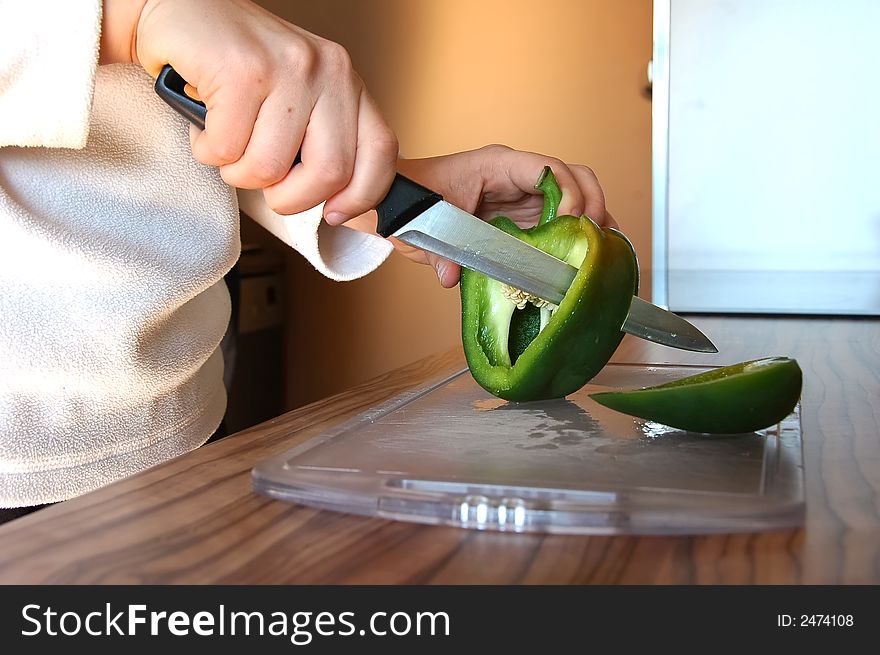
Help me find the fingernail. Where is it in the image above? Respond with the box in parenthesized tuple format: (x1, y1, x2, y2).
(435, 261, 448, 284)
(324, 211, 347, 225)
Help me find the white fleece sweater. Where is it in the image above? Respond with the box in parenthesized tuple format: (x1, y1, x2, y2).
(0, 1, 394, 507)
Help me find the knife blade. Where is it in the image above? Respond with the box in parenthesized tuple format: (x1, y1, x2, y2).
(377, 197, 716, 353)
(155, 65, 716, 353)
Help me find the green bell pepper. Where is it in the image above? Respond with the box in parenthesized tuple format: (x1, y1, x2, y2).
(460, 167, 639, 401)
(589, 357, 803, 434)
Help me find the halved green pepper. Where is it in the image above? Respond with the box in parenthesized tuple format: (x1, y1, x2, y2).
(460, 167, 639, 401)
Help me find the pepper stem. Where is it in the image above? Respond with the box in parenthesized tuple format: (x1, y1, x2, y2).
(535, 166, 563, 227)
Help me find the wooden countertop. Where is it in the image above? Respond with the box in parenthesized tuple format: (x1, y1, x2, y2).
(0, 315, 877, 584)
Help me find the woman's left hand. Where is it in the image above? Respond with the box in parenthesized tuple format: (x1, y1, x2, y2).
(389, 145, 616, 287)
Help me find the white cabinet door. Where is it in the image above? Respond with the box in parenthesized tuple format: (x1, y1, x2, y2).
(653, 0, 880, 314)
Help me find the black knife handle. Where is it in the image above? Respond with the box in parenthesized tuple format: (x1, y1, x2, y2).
(374, 174, 442, 238)
(155, 64, 301, 166)
(154, 64, 440, 232)
(155, 65, 207, 129)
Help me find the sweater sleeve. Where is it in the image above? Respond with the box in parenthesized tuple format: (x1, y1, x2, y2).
(236, 188, 394, 281)
(0, 0, 103, 148)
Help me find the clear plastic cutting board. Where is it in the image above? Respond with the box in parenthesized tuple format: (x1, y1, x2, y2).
(251, 363, 804, 535)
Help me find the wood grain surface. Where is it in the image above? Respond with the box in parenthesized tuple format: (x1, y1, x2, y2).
(0, 315, 877, 584)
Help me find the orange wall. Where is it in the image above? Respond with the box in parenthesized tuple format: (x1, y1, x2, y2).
(249, 0, 653, 408)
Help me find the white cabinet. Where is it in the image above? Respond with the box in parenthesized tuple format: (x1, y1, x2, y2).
(653, 0, 880, 314)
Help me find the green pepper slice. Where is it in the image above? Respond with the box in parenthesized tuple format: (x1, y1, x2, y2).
(589, 357, 803, 433)
(460, 167, 639, 401)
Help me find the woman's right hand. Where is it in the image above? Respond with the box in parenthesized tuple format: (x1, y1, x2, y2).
(103, 0, 399, 222)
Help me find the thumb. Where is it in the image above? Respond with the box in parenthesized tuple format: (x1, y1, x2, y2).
(427, 254, 461, 288)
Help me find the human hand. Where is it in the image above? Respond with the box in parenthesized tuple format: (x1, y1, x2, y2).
(102, 0, 398, 221)
(393, 145, 616, 288)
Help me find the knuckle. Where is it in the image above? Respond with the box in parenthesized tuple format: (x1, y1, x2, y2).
(314, 158, 352, 189)
(368, 128, 400, 161)
(320, 41, 354, 75)
(475, 144, 513, 178)
(204, 139, 243, 166)
(265, 199, 286, 215)
(218, 166, 242, 188)
(545, 156, 567, 171)
(262, 190, 296, 216)
(480, 143, 513, 158)
(280, 38, 318, 79)
(575, 163, 599, 181)
(337, 188, 379, 216)
(250, 155, 291, 187)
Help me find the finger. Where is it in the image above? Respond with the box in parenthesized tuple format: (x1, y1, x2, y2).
(388, 237, 461, 288)
(484, 148, 587, 220)
(322, 90, 398, 225)
(387, 236, 425, 263)
(602, 209, 620, 229)
(217, 92, 309, 189)
(540, 162, 587, 218)
(426, 253, 461, 288)
(567, 164, 606, 221)
(262, 81, 359, 215)
(189, 85, 262, 168)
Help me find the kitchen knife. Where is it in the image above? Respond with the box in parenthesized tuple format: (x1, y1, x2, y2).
(155, 65, 717, 353)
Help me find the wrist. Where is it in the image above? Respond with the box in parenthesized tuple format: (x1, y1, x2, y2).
(99, 0, 150, 65)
